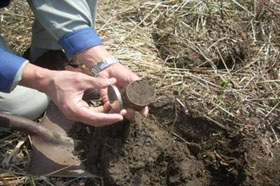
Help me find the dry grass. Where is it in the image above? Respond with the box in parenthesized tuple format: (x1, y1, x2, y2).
(0, 0, 279, 185)
(98, 0, 280, 140)
(0, 1, 33, 54)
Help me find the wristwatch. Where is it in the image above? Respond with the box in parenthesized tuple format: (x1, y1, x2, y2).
(91, 56, 119, 76)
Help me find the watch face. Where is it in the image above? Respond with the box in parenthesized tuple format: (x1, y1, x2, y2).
(107, 85, 123, 112)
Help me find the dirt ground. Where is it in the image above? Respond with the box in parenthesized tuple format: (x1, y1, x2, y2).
(0, 0, 280, 185)
(69, 96, 280, 186)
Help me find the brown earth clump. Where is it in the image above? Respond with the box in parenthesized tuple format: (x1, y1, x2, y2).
(122, 79, 155, 111)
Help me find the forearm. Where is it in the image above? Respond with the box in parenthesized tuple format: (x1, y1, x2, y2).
(19, 63, 54, 93)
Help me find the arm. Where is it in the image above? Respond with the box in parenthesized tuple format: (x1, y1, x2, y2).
(0, 48, 126, 126)
(27, 0, 148, 116)
(0, 49, 28, 93)
(0, 1, 128, 126)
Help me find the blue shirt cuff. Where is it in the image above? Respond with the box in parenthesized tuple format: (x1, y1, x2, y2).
(0, 0, 10, 8)
(58, 27, 103, 59)
(0, 49, 26, 93)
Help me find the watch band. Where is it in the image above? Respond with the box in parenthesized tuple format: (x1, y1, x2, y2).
(91, 56, 119, 75)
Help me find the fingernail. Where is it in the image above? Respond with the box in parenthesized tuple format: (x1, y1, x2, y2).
(109, 78, 116, 83)
(120, 109, 127, 115)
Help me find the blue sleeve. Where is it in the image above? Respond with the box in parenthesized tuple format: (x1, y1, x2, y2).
(59, 27, 103, 59)
(0, 49, 26, 93)
(0, 0, 10, 8)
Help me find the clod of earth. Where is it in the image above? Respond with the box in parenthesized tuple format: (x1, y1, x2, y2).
(122, 80, 155, 111)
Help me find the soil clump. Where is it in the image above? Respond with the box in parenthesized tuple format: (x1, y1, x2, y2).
(122, 80, 155, 111)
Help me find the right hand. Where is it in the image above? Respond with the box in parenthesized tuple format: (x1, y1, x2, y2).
(20, 63, 126, 127)
(45, 71, 127, 127)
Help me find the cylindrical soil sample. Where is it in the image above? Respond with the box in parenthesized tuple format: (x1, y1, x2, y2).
(122, 80, 155, 111)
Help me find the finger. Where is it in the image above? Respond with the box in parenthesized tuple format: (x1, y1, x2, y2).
(120, 64, 140, 82)
(103, 102, 112, 113)
(129, 72, 140, 82)
(93, 102, 117, 114)
(120, 109, 127, 116)
(117, 73, 140, 90)
(86, 77, 116, 90)
(78, 106, 124, 127)
(140, 106, 149, 117)
(90, 105, 107, 113)
(89, 102, 127, 117)
(88, 102, 123, 114)
(124, 108, 135, 120)
(94, 77, 116, 89)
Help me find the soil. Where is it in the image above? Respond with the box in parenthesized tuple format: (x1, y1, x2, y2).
(73, 113, 210, 186)
(71, 96, 280, 186)
(122, 80, 155, 111)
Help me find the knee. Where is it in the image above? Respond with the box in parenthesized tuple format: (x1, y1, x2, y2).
(0, 86, 50, 120)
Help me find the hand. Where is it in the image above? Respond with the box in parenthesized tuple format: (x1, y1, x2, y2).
(20, 63, 126, 127)
(75, 46, 149, 117)
(47, 71, 127, 126)
(98, 63, 149, 118)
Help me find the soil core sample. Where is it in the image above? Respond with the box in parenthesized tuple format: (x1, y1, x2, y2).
(108, 80, 155, 112)
(122, 80, 155, 111)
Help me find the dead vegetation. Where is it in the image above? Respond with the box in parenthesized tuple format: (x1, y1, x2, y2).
(115, 0, 280, 144)
(0, 0, 279, 185)
(119, 0, 280, 129)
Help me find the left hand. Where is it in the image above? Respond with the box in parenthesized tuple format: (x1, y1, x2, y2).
(98, 63, 149, 118)
(75, 46, 149, 118)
